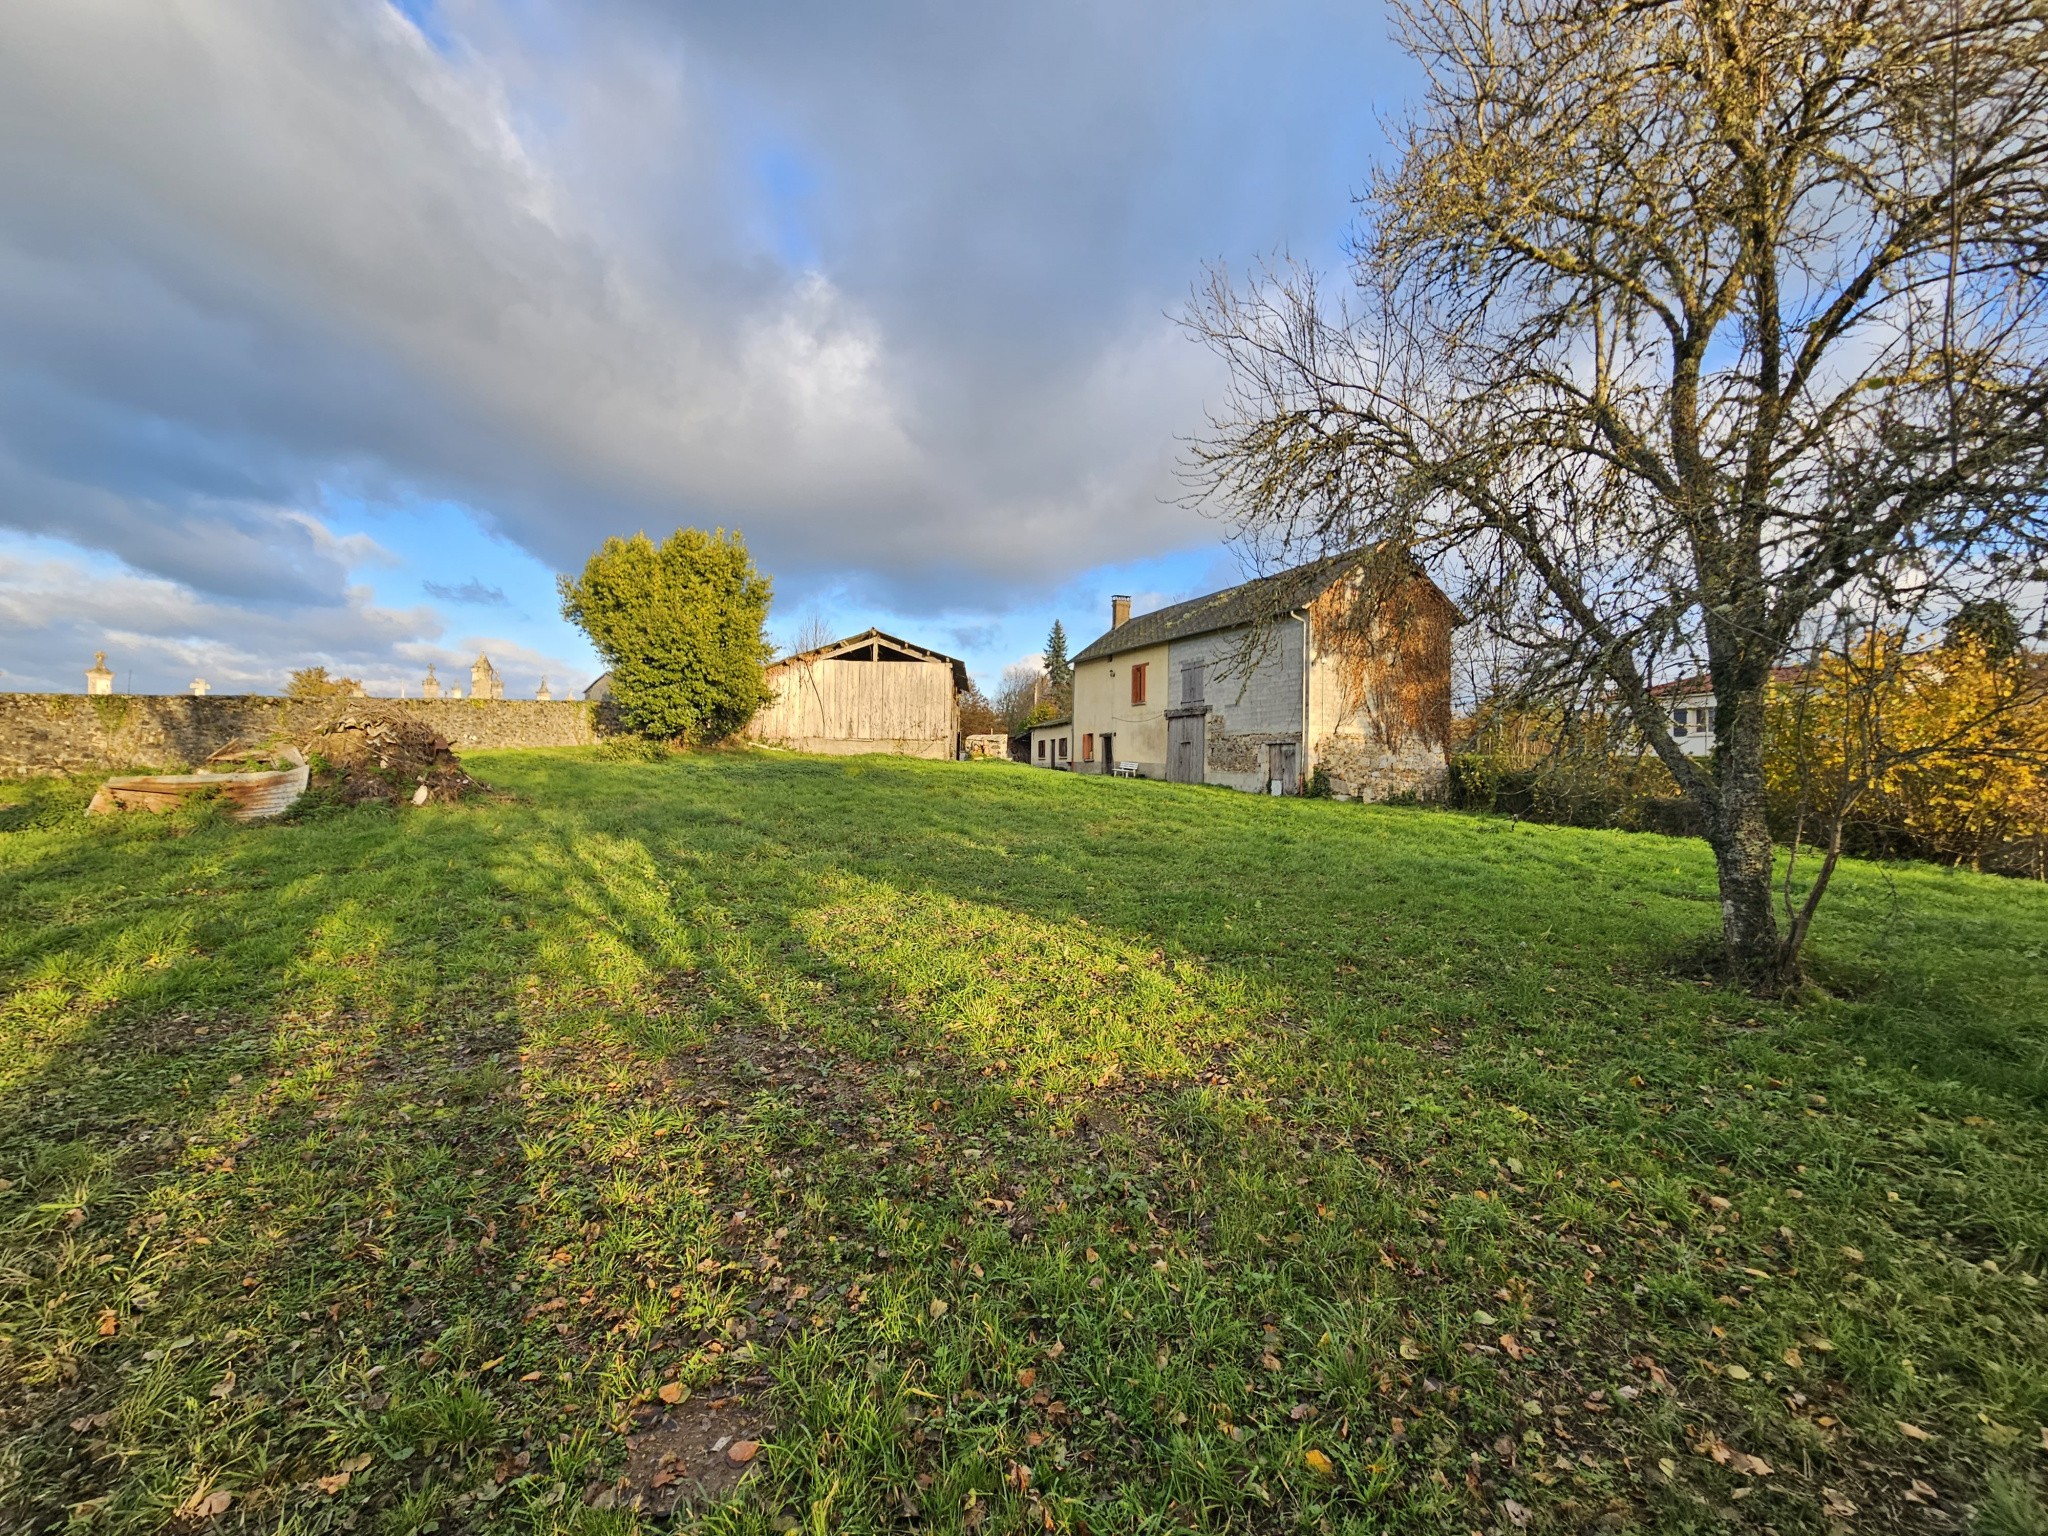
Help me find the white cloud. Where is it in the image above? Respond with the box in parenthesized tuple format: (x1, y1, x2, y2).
(0, 0, 1397, 659)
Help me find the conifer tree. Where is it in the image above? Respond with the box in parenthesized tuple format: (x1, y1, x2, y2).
(1043, 619, 1072, 704)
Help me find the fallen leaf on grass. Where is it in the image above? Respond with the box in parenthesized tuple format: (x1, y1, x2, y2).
(727, 1440, 759, 1466)
(1500, 1333, 1529, 1361)
(1783, 1347, 1802, 1368)
(519, 1371, 543, 1382)
(1841, 1246, 1865, 1263)
(97, 1311, 119, 1337)
(316, 1472, 351, 1495)
(1016, 1368, 1036, 1389)
(1723, 1364, 1750, 1381)
(1823, 1487, 1857, 1517)
(340, 1454, 372, 1474)
(1398, 1337, 1421, 1360)
(1303, 1448, 1336, 1478)
(1897, 1420, 1933, 1441)
(657, 1382, 686, 1405)
(177, 1489, 232, 1519)
(929, 1299, 949, 1320)
(1501, 1497, 1530, 1528)
(209, 1372, 235, 1400)
(1903, 1478, 1938, 1504)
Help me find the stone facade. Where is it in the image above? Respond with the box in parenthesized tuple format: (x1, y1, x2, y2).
(1068, 559, 1457, 802)
(0, 694, 599, 778)
(1311, 732, 1448, 800)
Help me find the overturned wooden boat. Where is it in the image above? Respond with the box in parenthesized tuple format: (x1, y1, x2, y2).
(87, 748, 308, 822)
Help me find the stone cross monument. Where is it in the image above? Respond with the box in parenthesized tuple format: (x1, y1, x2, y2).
(86, 652, 114, 696)
(470, 652, 504, 700)
(420, 664, 442, 700)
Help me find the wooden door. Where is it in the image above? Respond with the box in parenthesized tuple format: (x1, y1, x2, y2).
(1168, 715, 1204, 783)
(1267, 742, 1298, 795)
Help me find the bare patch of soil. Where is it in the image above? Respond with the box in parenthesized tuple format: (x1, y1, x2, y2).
(596, 1392, 772, 1517)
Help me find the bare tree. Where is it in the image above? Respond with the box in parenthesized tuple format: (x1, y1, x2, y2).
(1189, 0, 2048, 987)
(791, 610, 837, 656)
(995, 662, 1054, 735)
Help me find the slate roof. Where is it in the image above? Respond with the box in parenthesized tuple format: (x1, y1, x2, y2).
(1071, 551, 1371, 665)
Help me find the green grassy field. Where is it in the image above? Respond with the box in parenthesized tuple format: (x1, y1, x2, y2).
(2, 750, 2045, 1535)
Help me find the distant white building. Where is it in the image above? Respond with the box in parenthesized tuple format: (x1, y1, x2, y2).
(1647, 669, 1804, 757)
(1026, 717, 1073, 769)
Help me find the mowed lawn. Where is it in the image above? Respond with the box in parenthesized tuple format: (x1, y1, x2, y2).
(2, 752, 2045, 1536)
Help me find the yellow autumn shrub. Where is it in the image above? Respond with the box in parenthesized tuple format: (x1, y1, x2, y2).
(1763, 632, 2048, 874)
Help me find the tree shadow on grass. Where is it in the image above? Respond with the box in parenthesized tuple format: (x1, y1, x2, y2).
(6, 754, 2044, 1535)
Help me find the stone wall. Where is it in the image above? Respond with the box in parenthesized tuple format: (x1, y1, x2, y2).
(0, 694, 599, 778)
(1312, 732, 1449, 801)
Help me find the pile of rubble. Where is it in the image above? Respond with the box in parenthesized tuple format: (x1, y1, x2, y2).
(306, 708, 489, 806)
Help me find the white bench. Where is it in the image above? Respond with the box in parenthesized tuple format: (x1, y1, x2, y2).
(1112, 764, 1141, 778)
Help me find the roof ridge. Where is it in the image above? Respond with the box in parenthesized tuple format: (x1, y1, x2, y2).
(1069, 549, 1369, 664)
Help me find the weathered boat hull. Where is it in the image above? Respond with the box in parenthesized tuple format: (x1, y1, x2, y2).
(87, 762, 309, 821)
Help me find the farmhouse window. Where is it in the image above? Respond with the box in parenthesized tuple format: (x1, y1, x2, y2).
(1181, 660, 1205, 705)
(1131, 663, 1148, 705)
(1037, 739, 1046, 760)
(1057, 737, 1068, 759)
(1082, 733, 1094, 762)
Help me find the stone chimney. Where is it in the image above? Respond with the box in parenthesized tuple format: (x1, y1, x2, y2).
(1111, 594, 1132, 629)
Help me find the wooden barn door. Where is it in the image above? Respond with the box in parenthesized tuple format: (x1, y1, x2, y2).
(1168, 714, 1204, 783)
(1267, 742, 1298, 795)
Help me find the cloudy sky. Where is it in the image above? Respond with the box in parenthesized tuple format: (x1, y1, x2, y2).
(0, 0, 1407, 698)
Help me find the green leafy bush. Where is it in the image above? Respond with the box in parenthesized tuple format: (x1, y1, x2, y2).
(558, 528, 774, 744)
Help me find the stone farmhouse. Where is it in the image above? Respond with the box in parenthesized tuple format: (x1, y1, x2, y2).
(1065, 552, 1459, 798)
(743, 629, 968, 759)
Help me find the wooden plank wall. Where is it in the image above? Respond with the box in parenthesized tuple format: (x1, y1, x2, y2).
(746, 658, 956, 756)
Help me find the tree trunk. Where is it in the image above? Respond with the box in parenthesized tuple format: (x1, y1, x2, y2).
(1706, 709, 1785, 987)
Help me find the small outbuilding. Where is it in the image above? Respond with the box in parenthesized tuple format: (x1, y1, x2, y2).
(1025, 717, 1073, 769)
(745, 629, 968, 759)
